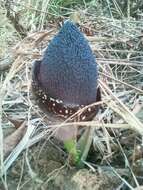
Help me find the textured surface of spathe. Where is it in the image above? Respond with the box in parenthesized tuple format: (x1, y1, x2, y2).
(36, 21, 98, 106)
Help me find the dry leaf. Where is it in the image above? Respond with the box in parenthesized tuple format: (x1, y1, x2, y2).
(3, 121, 27, 157)
(6, 116, 25, 129)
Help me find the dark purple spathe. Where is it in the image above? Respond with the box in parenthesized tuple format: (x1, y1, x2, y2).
(37, 21, 98, 106)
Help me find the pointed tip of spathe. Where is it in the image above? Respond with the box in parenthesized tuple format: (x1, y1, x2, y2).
(59, 19, 80, 33)
(55, 20, 84, 46)
(63, 19, 78, 26)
